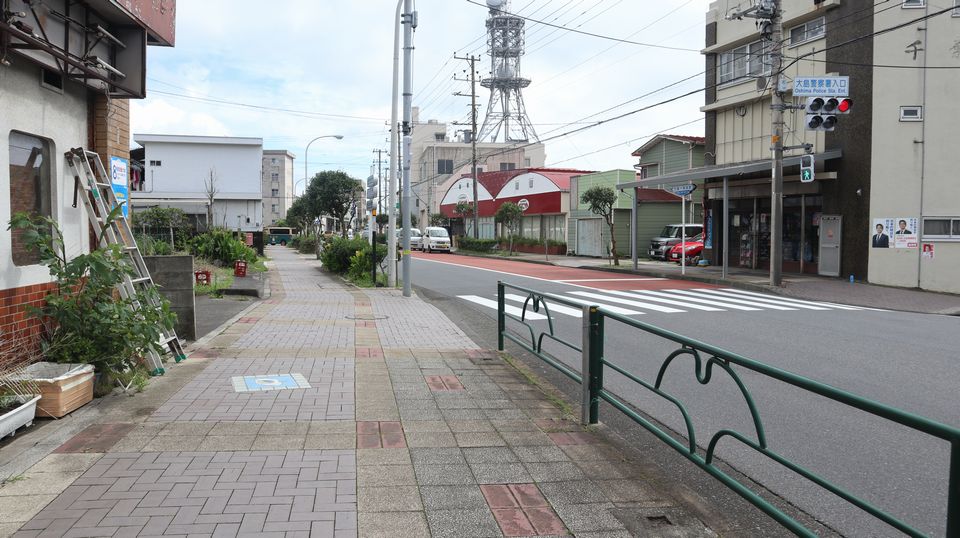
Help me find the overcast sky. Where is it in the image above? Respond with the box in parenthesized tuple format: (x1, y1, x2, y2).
(132, 0, 712, 183)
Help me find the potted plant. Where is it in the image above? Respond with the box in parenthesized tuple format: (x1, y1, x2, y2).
(9, 209, 176, 396)
(0, 331, 42, 438)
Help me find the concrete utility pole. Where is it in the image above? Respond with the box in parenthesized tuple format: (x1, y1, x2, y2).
(454, 54, 481, 239)
(401, 0, 416, 297)
(768, 0, 784, 287)
(374, 149, 385, 220)
(388, 0, 403, 287)
(726, 0, 783, 286)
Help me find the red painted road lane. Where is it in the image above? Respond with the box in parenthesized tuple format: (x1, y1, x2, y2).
(410, 252, 716, 291)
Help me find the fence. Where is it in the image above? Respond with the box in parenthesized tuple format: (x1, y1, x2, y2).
(496, 280, 960, 537)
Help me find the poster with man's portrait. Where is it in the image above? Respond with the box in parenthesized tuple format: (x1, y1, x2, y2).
(872, 217, 918, 249)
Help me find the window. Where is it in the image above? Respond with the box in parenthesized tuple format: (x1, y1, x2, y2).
(271, 158, 278, 165)
(40, 68, 63, 92)
(900, 106, 923, 121)
(718, 40, 770, 84)
(9, 131, 51, 266)
(954, 0, 960, 16)
(500, 162, 516, 171)
(437, 159, 454, 174)
(528, 178, 534, 188)
(789, 17, 825, 45)
(515, 181, 519, 191)
(271, 172, 279, 181)
(524, 157, 531, 167)
(922, 218, 960, 239)
(149, 160, 162, 166)
(434, 133, 445, 141)
(271, 188, 279, 197)
(902, 0, 925, 7)
(271, 204, 278, 213)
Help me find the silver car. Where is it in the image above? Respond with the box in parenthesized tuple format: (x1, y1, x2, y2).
(396, 228, 422, 250)
(422, 227, 451, 252)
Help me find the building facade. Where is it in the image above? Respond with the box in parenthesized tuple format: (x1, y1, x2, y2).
(131, 135, 264, 232)
(262, 150, 296, 226)
(409, 107, 546, 228)
(1, 0, 176, 353)
(439, 168, 590, 242)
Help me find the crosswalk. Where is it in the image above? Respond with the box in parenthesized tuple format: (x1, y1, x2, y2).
(458, 287, 880, 319)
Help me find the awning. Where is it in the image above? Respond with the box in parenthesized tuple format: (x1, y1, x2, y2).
(616, 149, 842, 189)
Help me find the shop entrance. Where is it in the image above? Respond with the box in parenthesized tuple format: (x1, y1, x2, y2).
(722, 194, 821, 274)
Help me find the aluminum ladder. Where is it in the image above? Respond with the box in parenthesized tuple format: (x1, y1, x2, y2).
(65, 147, 186, 375)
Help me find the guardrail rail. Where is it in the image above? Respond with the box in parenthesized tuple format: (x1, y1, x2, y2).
(496, 280, 960, 538)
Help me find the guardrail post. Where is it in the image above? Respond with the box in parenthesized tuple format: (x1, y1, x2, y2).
(949, 440, 959, 537)
(497, 281, 505, 351)
(581, 305, 602, 425)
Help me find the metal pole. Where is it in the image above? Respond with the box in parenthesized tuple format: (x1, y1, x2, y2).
(497, 281, 505, 351)
(947, 440, 960, 537)
(769, 0, 784, 287)
(470, 55, 479, 239)
(387, 0, 402, 287)
(681, 191, 686, 276)
(723, 176, 729, 279)
(401, 0, 414, 297)
(631, 188, 638, 271)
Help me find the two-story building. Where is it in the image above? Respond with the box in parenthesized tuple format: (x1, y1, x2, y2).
(1, 0, 176, 354)
(131, 134, 264, 232)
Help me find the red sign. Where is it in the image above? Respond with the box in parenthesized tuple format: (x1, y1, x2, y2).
(113, 0, 177, 46)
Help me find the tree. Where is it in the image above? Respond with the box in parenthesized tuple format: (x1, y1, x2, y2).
(581, 185, 619, 265)
(203, 168, 218, 229)
(454, 201, 474, 219)
(286, 197, 311, 235)
(306, 171, 362, 238)
(495, 202, 523, 256)
(429, 213, 446, 227)
(273, 218, 288, 228)
(375, 213, 388, 231)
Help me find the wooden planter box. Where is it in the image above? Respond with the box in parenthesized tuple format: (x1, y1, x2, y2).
(19, 362, 95, 418)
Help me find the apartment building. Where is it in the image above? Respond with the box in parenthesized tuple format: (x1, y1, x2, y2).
(262, 150, 296, 226)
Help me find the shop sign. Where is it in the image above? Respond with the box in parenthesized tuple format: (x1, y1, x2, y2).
(109, 156, 129, 218)
(517, 199, 530, 212)
(669, 184, 696, 197)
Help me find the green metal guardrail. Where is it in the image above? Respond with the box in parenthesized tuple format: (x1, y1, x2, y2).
(496, 280, 960, 538)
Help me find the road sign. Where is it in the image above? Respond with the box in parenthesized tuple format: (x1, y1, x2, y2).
(517, 198, 530, 212)
(793, 76, 850, 97)
(669, 184, 696, 197)
(367, 176, 378, 187)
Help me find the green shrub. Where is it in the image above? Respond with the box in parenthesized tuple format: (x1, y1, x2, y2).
(321, 236, 371, 274)
(347, 243, 388, 282)
(135, 234, 174, 256)
(289, 236, 301, 249)
(458, 236, 498, 253)
(190, 229, 256, 266)
(297, 235, 317, 255)
(504, 235, 566, 249)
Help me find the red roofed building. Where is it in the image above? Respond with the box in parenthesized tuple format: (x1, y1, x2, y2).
(439, 168, 591, 242)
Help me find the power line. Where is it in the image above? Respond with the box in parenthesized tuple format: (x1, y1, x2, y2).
(146, 89, 386, 122)
(546, 117, 705, 166)
(463, 0, 699, 52)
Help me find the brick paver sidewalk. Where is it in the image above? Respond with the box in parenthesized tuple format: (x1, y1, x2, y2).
(1, 247, 716, 537)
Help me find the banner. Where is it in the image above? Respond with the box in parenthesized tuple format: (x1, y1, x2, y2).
(871, 217, 917, 249)
(109, 156, 130, 218)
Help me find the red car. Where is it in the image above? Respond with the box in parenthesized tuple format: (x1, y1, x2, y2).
(668, 234, 704, 264)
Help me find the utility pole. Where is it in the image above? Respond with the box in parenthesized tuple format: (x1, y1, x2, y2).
(401, 0, 415, 297)
(454, 54, 481, 239)
(374, 149, 385, 224)
(726, 0, 783, 286)
(388, 0, 402, 288)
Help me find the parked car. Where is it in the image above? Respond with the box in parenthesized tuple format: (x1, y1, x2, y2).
(396, 228, 422, 250)
(421, 227, 451, 252)
(668, 233, 704, 264)
(649, 224, 703, 260)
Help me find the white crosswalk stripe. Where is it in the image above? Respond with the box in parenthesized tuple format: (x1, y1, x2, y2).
(504, 294, 583, 318)
(458, 287, 870, 319)
(569, 291, 685, 313)
(459, 295, 547, 320)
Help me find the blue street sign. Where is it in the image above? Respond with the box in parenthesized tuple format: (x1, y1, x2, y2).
(669, 184, 697, 197)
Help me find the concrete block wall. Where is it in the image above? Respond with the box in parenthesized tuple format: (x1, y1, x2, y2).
(143, 255, 196, 341)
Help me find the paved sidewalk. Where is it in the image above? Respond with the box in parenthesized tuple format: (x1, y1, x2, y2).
(453, 250, 960, 315)
(0, 247, 721, 537)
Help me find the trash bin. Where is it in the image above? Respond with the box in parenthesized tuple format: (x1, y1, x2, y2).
(194, 270, 211, 285)
(234, 260, 248, 277)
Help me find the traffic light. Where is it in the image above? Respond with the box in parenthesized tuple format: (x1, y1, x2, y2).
(804, 97, 852, 131)
(800, 154, 815, 183)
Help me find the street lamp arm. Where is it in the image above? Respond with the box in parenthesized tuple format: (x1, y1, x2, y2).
(301, 134, 344, 197)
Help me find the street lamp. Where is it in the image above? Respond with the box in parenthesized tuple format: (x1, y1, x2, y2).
(301, 134, 344, 196)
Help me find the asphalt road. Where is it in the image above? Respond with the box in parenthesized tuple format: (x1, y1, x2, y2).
(408, 252, 959, 538)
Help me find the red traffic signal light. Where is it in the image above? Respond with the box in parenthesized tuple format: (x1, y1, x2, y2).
(837, 98, 852, 114)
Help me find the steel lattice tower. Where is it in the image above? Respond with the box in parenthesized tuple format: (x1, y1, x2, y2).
(478, 0, 539, 143)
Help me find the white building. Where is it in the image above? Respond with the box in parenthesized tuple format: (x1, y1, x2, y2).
(262, 150, 296, 226)
(131, 134, 264, 232)
(408, 107, 546, 227)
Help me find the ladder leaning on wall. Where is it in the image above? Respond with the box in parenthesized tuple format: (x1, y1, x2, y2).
(64, 147, 186, 376)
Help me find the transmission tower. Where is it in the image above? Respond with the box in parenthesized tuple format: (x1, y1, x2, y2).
(478, 0, 539, 143)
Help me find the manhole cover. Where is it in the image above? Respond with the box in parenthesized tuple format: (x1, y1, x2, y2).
(231, 373, 311, 392)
